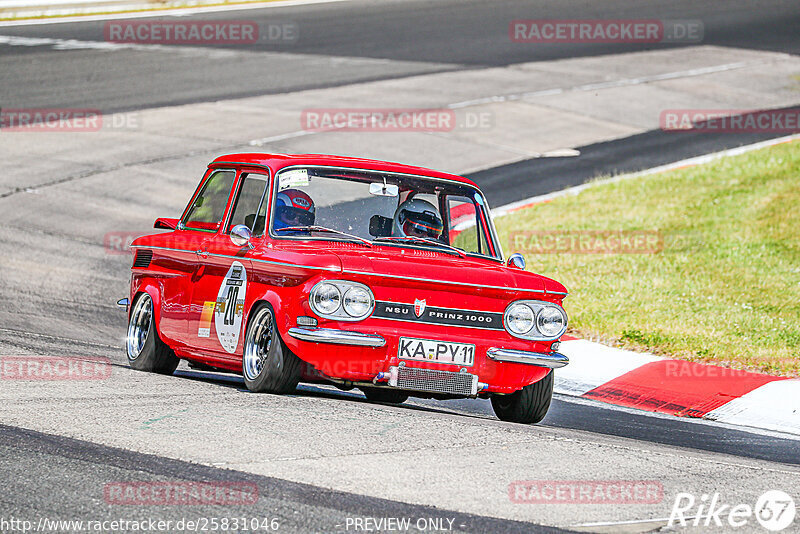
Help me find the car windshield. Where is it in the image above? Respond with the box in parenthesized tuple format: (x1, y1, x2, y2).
(270, 167, 501, 259)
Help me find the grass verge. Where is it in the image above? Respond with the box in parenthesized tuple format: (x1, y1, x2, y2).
(494, 140, 800, 376)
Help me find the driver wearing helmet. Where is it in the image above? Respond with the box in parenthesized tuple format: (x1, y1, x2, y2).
(392, 198, 444, 240)
(274, 188, 315, 231)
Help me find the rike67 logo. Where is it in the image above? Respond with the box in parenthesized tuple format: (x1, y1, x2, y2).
(669, 490, 796, 531)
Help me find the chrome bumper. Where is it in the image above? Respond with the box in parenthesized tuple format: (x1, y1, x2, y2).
(487, 348, 569, 368)
(287, 327, 386, 347)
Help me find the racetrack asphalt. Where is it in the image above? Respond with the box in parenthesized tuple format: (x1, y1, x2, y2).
(1, 0, 799, 531)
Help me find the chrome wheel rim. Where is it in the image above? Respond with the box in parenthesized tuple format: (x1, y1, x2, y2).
(127, 294, 152, 360)
(243, 307, 274, 380)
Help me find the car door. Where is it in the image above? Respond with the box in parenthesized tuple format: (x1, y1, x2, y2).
(153, 168, 236, 349)
(187, 169, 271, 361)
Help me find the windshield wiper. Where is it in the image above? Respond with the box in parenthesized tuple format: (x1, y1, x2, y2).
(374, 236, 466, 257)
(275, 226, 372, 247)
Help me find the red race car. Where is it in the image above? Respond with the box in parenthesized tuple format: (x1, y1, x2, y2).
(121, 153, 569, 424)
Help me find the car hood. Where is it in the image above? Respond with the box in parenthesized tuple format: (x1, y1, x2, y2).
(329, 245, 567, 298)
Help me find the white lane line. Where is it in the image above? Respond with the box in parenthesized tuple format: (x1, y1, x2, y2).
(0, 33, 242, 57)
(0, 0, 353, 26)
(448, 59, 791, 109)
(491, 133, 800, 218)
(248, 130, 316, 146)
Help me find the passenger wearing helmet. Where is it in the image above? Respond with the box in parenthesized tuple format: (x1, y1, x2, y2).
(274, 188, 315, 231)
(392, 198, 444, 239)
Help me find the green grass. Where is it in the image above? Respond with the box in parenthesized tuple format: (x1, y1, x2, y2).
(495, 141, 800, 376)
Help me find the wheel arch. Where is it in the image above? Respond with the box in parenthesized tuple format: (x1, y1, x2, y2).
(130, 280, 163, 329)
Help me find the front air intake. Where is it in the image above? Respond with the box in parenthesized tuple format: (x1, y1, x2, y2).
(132, 249, 153, 268)
(388, 366, 478, 396)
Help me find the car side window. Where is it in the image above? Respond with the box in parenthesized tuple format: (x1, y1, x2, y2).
(183, 170, 236, 232)
(447, 196, 489, 255)
(227, 173, 270, 236)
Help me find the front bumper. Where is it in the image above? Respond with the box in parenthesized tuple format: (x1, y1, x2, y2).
(285, 325, 566, 394)
(288, 327, 568, 368)
(288, 327, 386, 347)
(487, 348, 569, 368)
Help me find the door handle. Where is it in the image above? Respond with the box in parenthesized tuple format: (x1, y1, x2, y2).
(196, 249, 208, 258)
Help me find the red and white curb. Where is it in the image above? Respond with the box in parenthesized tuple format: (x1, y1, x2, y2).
(555, 336, 800, 436)
(487, 135, 800, 436)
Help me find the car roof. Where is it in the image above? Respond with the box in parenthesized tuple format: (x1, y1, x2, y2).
(210, 153, 481, 189)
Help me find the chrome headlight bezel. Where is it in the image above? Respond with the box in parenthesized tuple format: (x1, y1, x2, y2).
(309, 280, 374, 321)
(503, 300, 568, 341)
(505, 302, 535, 336)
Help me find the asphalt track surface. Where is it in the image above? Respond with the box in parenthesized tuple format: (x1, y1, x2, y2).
(0, 424, 563, 534)
(0, 0, 798, 112)
(467, 118, 799, 206)
(1, 0, 800, 531)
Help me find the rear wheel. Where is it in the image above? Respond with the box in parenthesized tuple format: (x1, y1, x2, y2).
(361, 387, 409, 404)
(242, 304, 301, 394)
(491, 370, 554, 424)
(126, 293, 179, 375)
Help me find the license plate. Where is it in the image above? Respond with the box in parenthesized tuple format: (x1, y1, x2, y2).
(398, 337, 475, 366)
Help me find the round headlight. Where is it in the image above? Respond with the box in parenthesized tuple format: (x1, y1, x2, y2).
(311, 283, 341, 315)
(343, 287, 372, 317)
(506, 303, 535, 335)
(537, 306, 565, 338)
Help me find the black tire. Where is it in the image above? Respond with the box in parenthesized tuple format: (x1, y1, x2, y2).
(361, 387, 409, 404)
(242, 303, 301, 394)
(126, 293, 179, 375)
(491, 370, 554, 424)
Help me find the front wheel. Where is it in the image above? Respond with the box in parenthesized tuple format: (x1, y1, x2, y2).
(126, 293, 179, 375)
(491, 370, 554, 424)
(242, 304, 301, 394)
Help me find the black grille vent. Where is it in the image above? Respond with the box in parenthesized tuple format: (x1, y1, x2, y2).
(133, 249, 153, 268)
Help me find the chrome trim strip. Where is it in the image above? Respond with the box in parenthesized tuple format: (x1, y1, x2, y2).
(486, 348, 569, 368)
(373, 315, 501, 331)
(342, 269, 567, 295)
(129, 245, 339, 272)
(206, 252, 340, 272)
(130, 245, 195, 254)
(288, 327, 386, 347)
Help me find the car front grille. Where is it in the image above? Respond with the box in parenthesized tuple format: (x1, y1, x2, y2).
(389, 366, 478, 396)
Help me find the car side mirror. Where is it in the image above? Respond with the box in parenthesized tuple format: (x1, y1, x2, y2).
(154, 217, 178, 230)
(230, 224, 253, 248)
(507, 253, 526, 270)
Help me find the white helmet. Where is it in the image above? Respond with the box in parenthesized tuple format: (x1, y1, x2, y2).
(392, 198, 443, 238)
